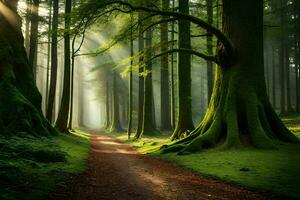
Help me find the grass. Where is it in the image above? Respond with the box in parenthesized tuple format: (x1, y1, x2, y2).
(112, 115, 300, 199)
(0, 130, 90, 200)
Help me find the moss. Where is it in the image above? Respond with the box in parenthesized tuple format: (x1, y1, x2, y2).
(0, 131, 90, 200)
(111, 116, 300, 198)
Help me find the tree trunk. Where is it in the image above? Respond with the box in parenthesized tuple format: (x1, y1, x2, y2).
(56, 0, 72, 133)
(105, 80, 111, 129)
(127, 20, 133, 138)
(170, 0, 176, 129)
(272, 47, 276, 108)
(109, 72, 123, 133)
(24, 0, 31, 54)
(160, 0, 172, 131)
(206, 0, 214, 103)
(45, 0, 52, 113)
(171, 0, 194, 140)
(279, 0, 287, 115)
(139, 28, 159, 137)
(46, 0, 59, 123)
(294, 0, 300, 112)
(28, 0, 39, 79)
(0, 0, 55, 136)
(162, 0, 298, 154)
(135, 14, 145, 138)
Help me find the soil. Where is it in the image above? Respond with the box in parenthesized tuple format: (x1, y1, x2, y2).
(49, 131, 282, 200)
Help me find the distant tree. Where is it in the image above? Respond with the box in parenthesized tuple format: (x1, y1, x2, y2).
(109, 72, 124, 133)
(28, 0, 39, 79)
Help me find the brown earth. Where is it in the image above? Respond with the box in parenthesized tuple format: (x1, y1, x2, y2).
(49, 131, 282, 200)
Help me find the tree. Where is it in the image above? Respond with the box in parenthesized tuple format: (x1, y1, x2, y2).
(137, 27, 159, 138)
(46, 0, 59, 123)
(109, 72, 123, 133)
(105, 80, 111, 129)
(127, 14, 134, 138)
(163, 0, 298, 154)
(206, 0, 214, 103)
(171, 0, 195, 140)
(56, 0, 72, 133)
(0, 0, 55, 136)
(135, 14, 145, 138)
(160, 0, 172, 131)
(28, 0, 39, 79)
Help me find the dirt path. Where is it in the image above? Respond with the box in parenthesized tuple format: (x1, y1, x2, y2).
(51, 131, 276, 200)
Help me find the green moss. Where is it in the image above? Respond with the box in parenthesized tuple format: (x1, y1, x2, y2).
(0, 131, 90, 200)
(112, 115, 300, 198)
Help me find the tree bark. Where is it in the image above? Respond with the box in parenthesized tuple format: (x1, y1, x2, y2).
(46, 0, 59, 123)
(171, 0, 194, 140)
(109, 72, 123, 133)
(56, 0, 72, 133)
(139, 28, 159, 137)
(206, 0, 214, 104)
(135, 14, 145, 138)
(28, 0, 39, 79)
(160, 0, 172, 131)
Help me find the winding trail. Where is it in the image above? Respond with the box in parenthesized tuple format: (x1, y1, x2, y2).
(51, 131, 275, 200)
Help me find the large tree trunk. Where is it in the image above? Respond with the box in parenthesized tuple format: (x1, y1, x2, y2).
(0, 0, 55, 136)
(160, 0, 172, 131)
(162, 0, 298, 154)
(28, 0, 39, 79)
(139, 28, 159, 137)
(56, 0, 72, 133)
(171, 0, 194, 140)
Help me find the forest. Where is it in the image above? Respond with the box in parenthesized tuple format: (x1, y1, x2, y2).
(0, 0, 300, 199)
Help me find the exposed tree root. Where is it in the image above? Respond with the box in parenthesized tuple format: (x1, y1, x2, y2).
(161, 69, 299, 155)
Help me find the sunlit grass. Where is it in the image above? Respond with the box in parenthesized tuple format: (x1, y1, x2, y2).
(108, 115, 300, 198)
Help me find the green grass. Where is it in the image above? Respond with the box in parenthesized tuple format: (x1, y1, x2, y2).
(112, 116, 300, 199)
(0, 130, 90, 200)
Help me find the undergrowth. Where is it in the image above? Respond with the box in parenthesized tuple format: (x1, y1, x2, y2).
(0, 130, 90, 200)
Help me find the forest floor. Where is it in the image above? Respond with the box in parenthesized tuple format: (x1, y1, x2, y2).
(50, 131, 285, 200)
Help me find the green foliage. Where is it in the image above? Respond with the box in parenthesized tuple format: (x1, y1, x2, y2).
(0, 131, 90, 200)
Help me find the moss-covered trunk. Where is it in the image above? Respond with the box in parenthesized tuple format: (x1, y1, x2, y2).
(171, 0, 194, 140)
(0, 0, 55, 136)
(162, 0, 298, 154)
